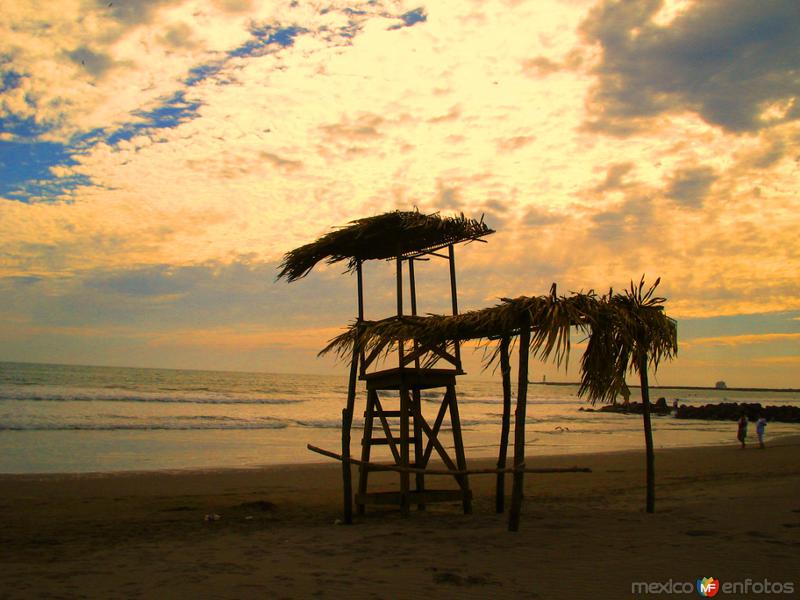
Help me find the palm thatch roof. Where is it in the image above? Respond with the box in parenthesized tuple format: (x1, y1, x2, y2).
(277, 210, 494, 282)
(579, 278, 678, 404)
(321, 278, 678, 404)
(320, 285, 597, 368)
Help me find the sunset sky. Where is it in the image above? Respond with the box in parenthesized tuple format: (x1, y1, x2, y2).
(1, 0, 798, 387)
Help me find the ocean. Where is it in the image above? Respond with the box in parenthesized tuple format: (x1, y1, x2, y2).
(1, 361, 798, 474)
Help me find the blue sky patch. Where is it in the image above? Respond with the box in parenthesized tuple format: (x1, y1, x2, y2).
(0, 139, 91, 202)
(107, 90, 202, 146)
(0, 112, 52, 139)
(1, 22, 308, 202)
(229, 25, 305, 59)
(390, 7, 427, 30)
(186, 62, 224, 87)
(1, 69, 22, 93)
(1, 86, 205, 202)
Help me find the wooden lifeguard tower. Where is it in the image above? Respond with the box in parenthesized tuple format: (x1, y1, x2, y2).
(278, 211, 493, 521)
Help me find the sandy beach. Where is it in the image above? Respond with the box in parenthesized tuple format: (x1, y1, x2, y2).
(1, 437, 798, 599)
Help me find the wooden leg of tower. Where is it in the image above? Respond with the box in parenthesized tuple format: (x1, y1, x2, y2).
(496, 337, 512, 513)
(341, 349, 358, 524)
(509, 327, 530, 532)
(399, 383, 411, 516)
(411, 388, 426, 511)
(447, 384, 472, 514)
(357, 388, 377, 516)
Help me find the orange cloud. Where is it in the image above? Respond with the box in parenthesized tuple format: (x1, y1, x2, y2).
(750, 355, 800, 366)
(682, 333, 800, 348)
(147, 326, 345, 352)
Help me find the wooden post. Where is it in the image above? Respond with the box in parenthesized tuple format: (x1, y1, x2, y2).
(639, 352, 655, 514)
(356, 260, 365, 376)
(396, 256, 403, 318)
(396, 257, 404, 366)
(341, 347, 359, 524)
(399, 383, 411, 516)
(411, 390, 425, 510)
(496, 336, 512, 513)
(408, 259, 418, 317)
(349, 259, 364, 520)
(408, 259, 425, 509)
(447, 244, 461, 369)
(448, 384, 472, 514)
(408, 257, 420, 370)
(357, 389, 377, 515)
(509, 324, 530, 531)
(395, 256, 410, 515)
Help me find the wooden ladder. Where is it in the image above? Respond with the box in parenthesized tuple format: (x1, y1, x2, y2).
(355, 375, 472, 515)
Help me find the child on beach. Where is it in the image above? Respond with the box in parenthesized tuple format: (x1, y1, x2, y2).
(756, 416, 767, 449)
(737, 414, 747, 449)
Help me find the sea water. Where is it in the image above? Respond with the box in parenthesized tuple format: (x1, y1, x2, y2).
(1, 361, 798, 473)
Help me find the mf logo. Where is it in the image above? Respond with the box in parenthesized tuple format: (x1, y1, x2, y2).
(696, 577, 720, 597)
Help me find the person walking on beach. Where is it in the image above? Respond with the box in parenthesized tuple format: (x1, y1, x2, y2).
(737, 414, 748, 449)
(756, 415, 767, 449)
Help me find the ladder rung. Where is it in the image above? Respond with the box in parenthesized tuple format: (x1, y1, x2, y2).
(363, 437, 419, 446)
(363, 410, 403, 417)
(356, 489, 471, 505)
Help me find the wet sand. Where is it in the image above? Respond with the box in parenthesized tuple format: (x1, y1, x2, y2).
(1, 437, 798, 599)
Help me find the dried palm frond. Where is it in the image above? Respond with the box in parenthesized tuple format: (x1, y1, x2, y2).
(321, 278, 676, 408)
(277, 210, 494, 282)
(579, 277, 678, 404)
(319, 287, 599, 371)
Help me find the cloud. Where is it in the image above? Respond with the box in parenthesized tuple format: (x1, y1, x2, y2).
(733, 135, 787, 170)
(750, 355, 800, 366)
(2, 0, 800, 383)
(161, 23, 201, 49)
(496, 135, 535, 152)
(260, 151, 303, 171)
(320, 113, 385, 141)
(148, 325, 344, 351)
(682, 332, 800, 348)
(588, 194, 655, 242)
(664, 165, 716, 208)
(581, 0, 800, 134)
(433, 182, 463, 210)
(520, 56, 561, 77)
(592, 162, 634, 193)
(523, 205, 565, 227)
(0, 260, 358, 329)
(103, 0, 178, 27)
(428, 105, 461, 124)
(65, 46, 118, 78)
(0, 0, 309, 141)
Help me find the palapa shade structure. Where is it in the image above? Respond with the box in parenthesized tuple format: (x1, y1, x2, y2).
(321, 287, 597, 530)
(321, 283, 677, 528)
(578, 278, 678, 513)
(279, 210, 678, 530)
(279, 210, 495, 523)
(277, 210, 494, 282)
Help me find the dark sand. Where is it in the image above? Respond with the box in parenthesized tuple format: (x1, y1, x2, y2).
(1, 437, 798, 599)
